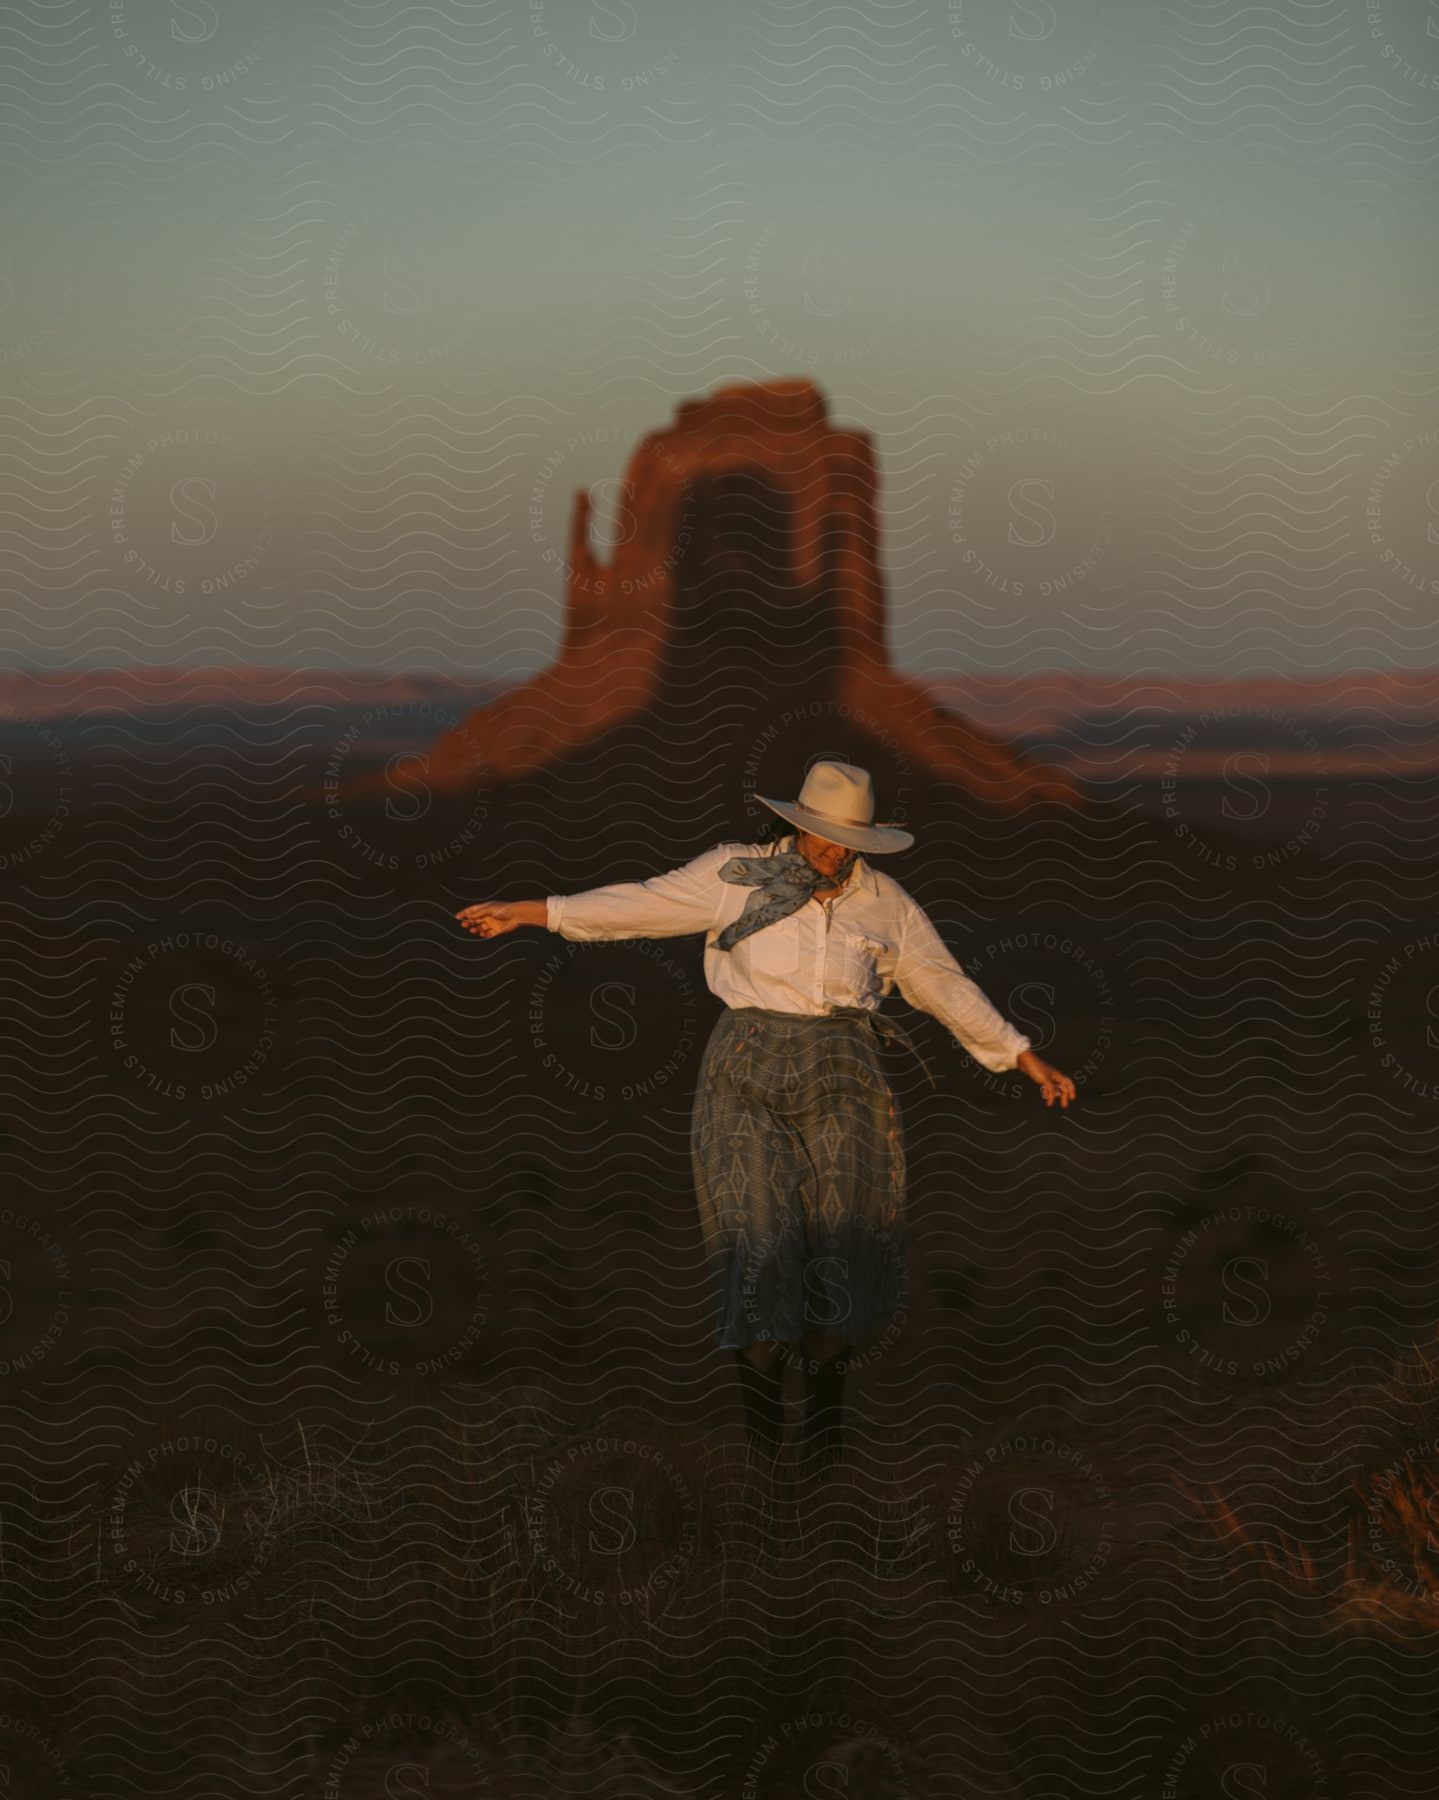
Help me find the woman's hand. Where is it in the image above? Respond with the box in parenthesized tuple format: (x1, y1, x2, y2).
(1016, 1049, 1077, 1109)
(455, 899, 547, 939)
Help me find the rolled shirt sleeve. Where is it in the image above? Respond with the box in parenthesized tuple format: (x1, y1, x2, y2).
(545, 844, 731, 942)
(885, 890, 1033, 1074)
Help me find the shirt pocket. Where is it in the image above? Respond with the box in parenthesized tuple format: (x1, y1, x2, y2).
(827, 920, 891, 998)
(731, 908, 812, 985)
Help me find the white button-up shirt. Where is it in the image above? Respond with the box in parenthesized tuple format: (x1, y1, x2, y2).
(545, 833, 1033, 1075)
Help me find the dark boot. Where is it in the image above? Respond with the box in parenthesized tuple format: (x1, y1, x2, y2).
(800, 1345, 852, 1475)
(735, 1350, 785, 1457)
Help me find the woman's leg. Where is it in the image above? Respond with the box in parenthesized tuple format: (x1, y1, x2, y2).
(693, 1015, 803, 1398)
(798, 1334, 852, 1474)
(790, 1027, 906, 1479)
(739, 1337, 854, 1469)
(734, 1338, 785, 1455)
(799, 1329, 845, 1366)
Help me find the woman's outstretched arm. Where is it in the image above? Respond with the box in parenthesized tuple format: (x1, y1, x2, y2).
(456, 842, 734, 943)
(885, 894, 1032, 1072)
(883, 886, 1077, 1106)
(455, 898, 547, 938)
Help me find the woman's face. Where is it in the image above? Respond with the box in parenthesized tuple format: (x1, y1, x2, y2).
(793, 828, 853, 882)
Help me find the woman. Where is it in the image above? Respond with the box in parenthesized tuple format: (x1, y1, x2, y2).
(456, 761, 1076, 1479)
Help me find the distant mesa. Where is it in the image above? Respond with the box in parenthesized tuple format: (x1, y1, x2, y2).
(423, 378, 1082, 811)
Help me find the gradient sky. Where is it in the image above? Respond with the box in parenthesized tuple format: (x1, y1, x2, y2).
(2, 0, 1436, 677)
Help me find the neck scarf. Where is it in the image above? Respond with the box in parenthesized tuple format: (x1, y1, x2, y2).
(713, 841, 858, 952)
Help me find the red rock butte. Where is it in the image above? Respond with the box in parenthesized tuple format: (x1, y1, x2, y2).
(426, 377, 1081, 810)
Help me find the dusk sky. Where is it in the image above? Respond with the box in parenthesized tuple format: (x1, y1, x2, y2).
(3, 0, 1436, 677)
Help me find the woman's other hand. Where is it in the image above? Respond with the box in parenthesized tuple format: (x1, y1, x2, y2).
(455, 899, 546, 938)
(1016, 1050, 1077, 1109)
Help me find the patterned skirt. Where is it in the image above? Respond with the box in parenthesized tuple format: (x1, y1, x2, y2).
(691, 1005, 909, 1351)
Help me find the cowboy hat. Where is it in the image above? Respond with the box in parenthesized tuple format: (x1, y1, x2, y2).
(755, 760, 914, 854)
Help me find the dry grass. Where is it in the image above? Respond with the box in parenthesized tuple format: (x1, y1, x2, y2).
(5, 1356, 1438, 1795)
(1175, 1332, 1439, 1636)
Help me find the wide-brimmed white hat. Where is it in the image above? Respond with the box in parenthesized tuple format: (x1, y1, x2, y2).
(755, 760, 913, 854)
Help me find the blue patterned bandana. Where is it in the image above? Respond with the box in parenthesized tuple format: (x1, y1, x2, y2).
(713, 846, 858, 952)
